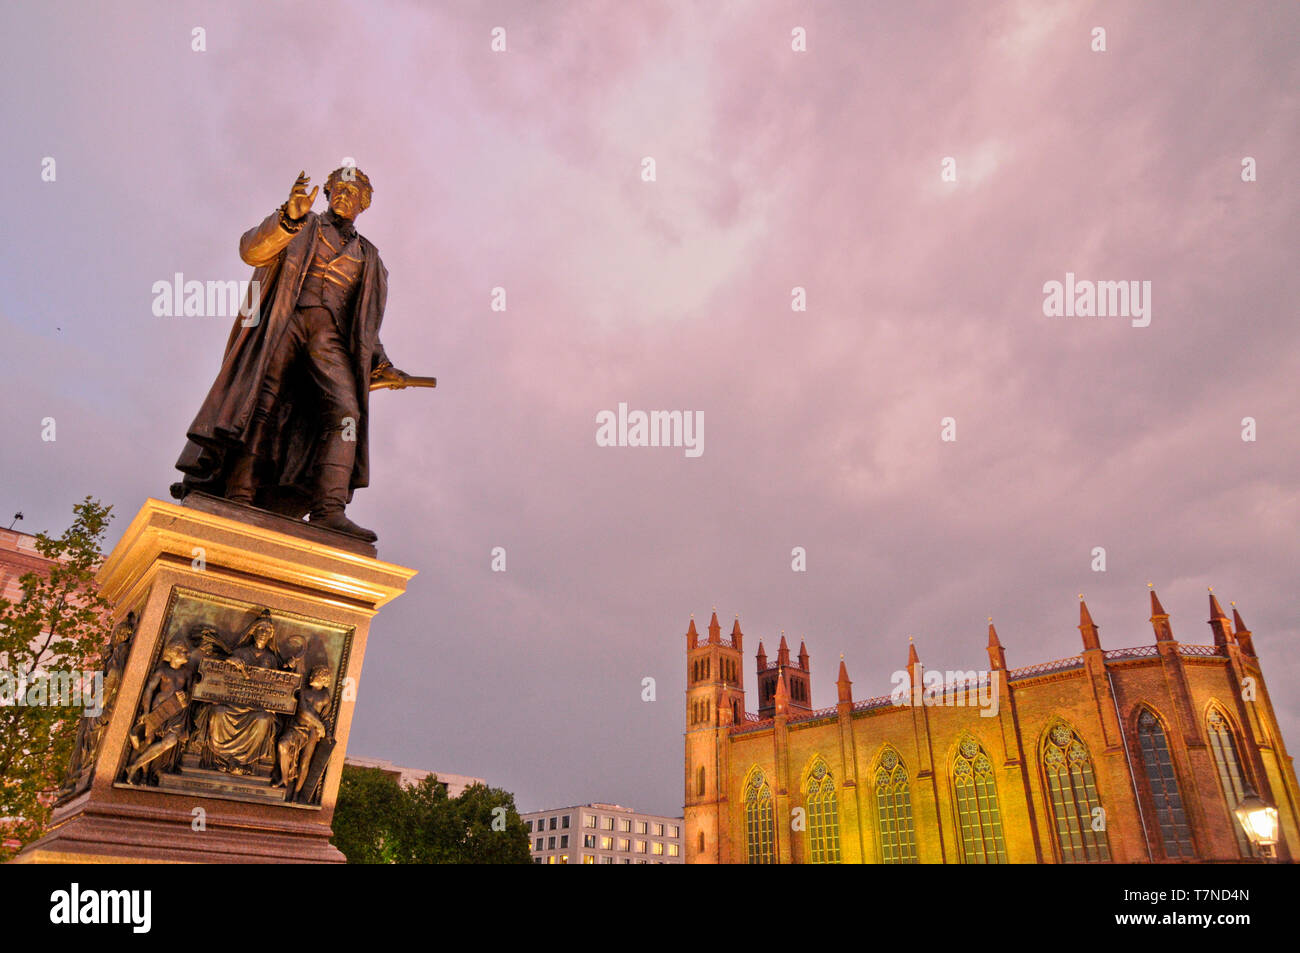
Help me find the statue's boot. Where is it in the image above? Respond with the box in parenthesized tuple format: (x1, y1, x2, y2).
(224, 450, 260, 505)
(308, 462, 378, 542)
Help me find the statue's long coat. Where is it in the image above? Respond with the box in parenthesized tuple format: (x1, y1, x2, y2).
(175, 209, 389, 517)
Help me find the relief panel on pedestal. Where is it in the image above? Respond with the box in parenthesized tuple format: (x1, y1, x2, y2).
(113, 586, 354, 807)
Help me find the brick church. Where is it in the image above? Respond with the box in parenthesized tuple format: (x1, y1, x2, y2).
(684, 590, 1298, 863)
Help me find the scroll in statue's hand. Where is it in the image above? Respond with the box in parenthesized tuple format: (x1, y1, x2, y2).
(370, 364, 411, 388)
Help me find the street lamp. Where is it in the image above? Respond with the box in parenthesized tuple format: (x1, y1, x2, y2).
(1233, 786, 1279, 861)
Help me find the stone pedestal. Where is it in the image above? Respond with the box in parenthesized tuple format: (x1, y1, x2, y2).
(15, 496, 415, 864)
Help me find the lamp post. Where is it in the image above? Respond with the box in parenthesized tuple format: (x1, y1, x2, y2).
(1233, 785, 1279, 861)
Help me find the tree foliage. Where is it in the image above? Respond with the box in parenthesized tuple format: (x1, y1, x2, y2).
(0, 498, 115, 860)
(332, 764, 532, 864)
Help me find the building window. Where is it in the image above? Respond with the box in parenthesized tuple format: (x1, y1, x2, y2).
(559, 854, 568, 864)
(805, 757, 842, 864)
(635, 840, 647, 853)
(652, 841, 664, 855)
(584, 814, 596, 828)
(533, 857, 541, 863)
(602, 816, 615, 831)
(562, 815, 570, 829)
(618, 838, 629, 851)
(1206, 708, 1255, 857)
(560, 835, 568, 848)
(545, 855, 554, 864)
(668, 843, 679, 857)
(620, 818, 632, 832)
(548, 816, 556, 830)
(670, 825, 680, 838)
(874, 747, 917, 864)
(743, 766, 776, 864)
(583, 834, 596, 849)
(653, 822, 664, 836)
(548, 836, 556, 850)
(1042, 722, 1110, 863)
(636, 821, 648, 834)
(601, 856, 615, 864)
(1137, 708, 1195, 859)
(582, 855, 594, 864)
(696, 766, 706, 797)
(600, 836, 613, 850)
(952, 736, 1007, 864)
(698, 830, 705, 853)
(534, 838, 543, 851)
(526, 820, 533, 832)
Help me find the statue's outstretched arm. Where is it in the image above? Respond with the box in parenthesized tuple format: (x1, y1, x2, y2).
(239, 208, 300, 267)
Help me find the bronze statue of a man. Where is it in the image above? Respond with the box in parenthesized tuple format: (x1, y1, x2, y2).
(172, 168, 409, 541)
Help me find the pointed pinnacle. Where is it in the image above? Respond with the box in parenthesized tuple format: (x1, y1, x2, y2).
(1209, 591, 1229, 621)
(1079, 597, 1096, 629)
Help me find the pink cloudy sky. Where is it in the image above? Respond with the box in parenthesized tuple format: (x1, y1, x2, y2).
(1, 1, 1296, 815)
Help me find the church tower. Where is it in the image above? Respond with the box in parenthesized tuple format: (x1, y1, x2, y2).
(757, 633, 812, 718)
(684, 610, 745, 863)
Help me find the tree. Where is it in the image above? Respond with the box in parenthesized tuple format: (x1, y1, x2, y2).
(0, 498, 114, 860)
(330, 765, 407, 863)
(449, 782, 534, 864)
(332, 764, 532, 864)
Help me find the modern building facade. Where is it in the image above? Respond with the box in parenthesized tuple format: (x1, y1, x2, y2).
(684, 592, 1299, 863)
(343, 755, 484, 798)
(522, 803, 684, 864)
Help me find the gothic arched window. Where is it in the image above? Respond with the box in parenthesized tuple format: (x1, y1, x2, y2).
(1136, 708, 1194, 858)
(952, 736, 1007, 863)
(1042, 722, 1111, 862)
(744, 767, 775, 864)
(696, 765, 705, 797)
(874, 747, 917, 863)
(697, 830, 705, 853)
(1206, 708, 1256, 857)
(804, 758, 841, 863)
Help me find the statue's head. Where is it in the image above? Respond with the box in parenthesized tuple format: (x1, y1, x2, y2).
(251, 621, 274, 649)
(112, 612, 136, 644)
(163, 641, 189, 668)
(324, 166, 373, 220)
(308, 665, 332, 690)
(242, 609, 276, 650)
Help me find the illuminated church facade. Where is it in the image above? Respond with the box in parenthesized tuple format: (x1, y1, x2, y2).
(683, 591, 1299, 863)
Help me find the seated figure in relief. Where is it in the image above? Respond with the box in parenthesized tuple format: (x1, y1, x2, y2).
(194, 610, 288, 776)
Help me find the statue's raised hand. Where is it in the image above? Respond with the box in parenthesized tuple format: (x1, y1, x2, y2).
(286, 170, 318, 220)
